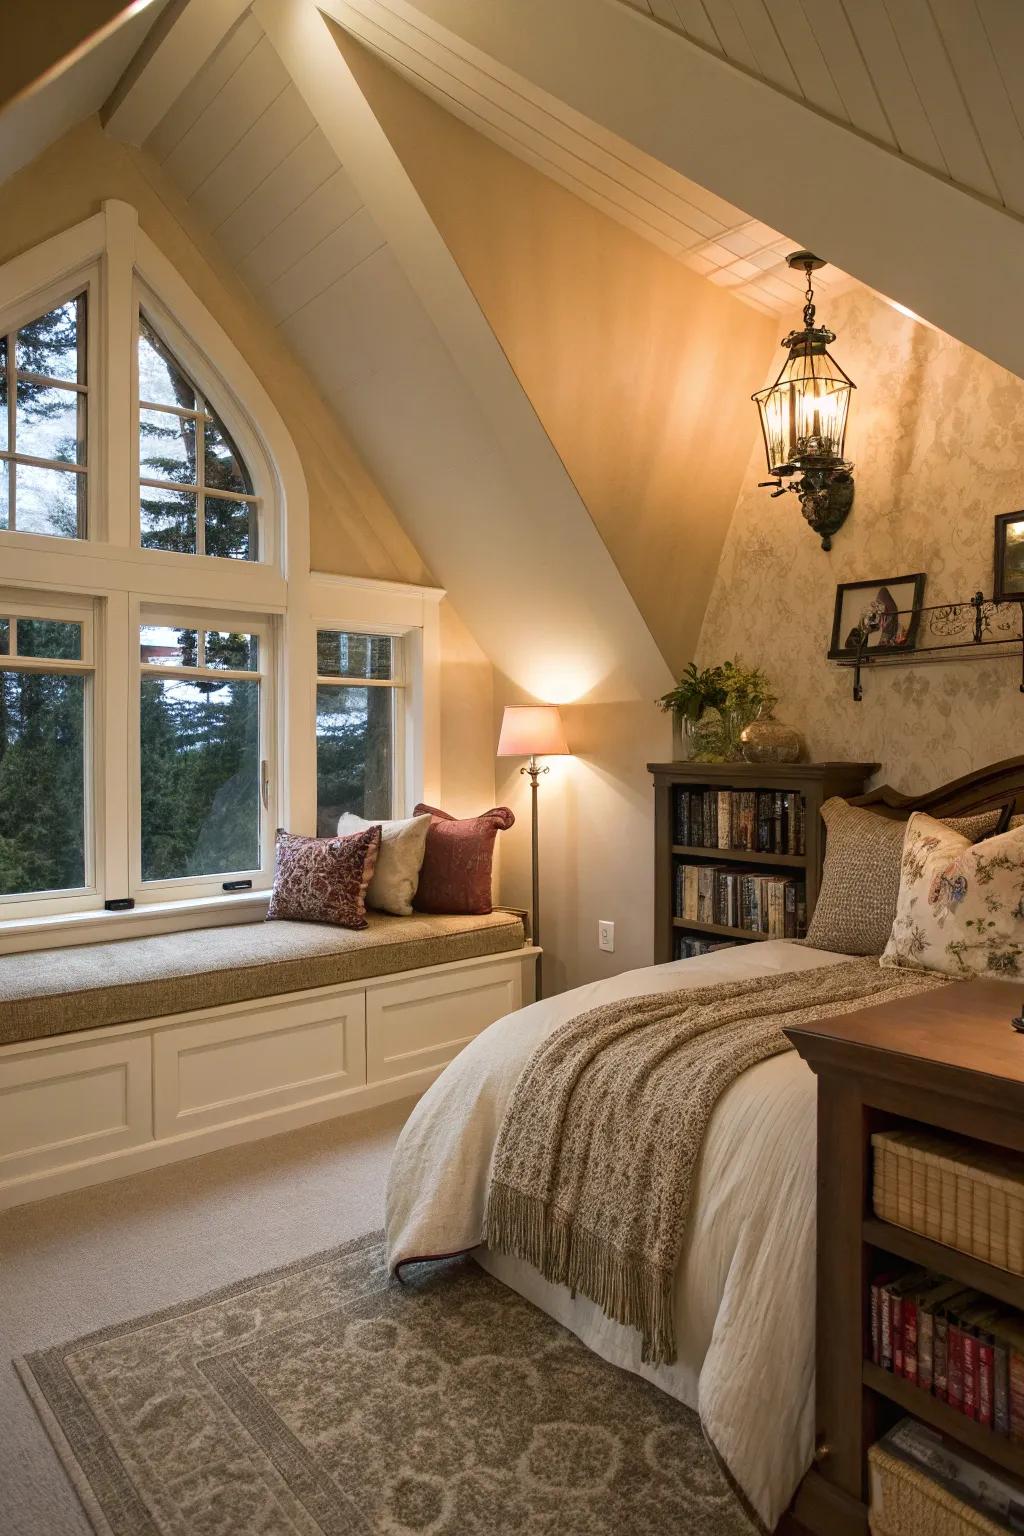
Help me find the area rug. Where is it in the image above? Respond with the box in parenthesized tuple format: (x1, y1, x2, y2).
(18, 1229, 753, 1536)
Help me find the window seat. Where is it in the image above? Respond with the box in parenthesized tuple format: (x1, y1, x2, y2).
(0, 909, 526, 1048)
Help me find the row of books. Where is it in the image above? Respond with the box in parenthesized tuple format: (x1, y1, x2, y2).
(673, 788, 805, 855)
(675, 862, 807, 938)
(870, 1266, 1024, 1439)
(673, 934, 739, 961)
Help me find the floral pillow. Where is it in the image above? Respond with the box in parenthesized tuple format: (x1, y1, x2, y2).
(880, 813, 1024, 980)
(266, 825, 381, 927)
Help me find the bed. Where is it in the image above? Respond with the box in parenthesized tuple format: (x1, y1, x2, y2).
(385, 758, 1024, 1533)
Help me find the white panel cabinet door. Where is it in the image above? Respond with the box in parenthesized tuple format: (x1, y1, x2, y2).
(366, 959, 522, 1085)
(153, 990, 367, 1139)
(0, 1034, 153, 1186)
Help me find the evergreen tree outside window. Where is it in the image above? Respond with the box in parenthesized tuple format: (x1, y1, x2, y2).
(0, 603, 90, 897)
(315, 631, 400, 836)
(0, 294, 88, 538)
(138, 312, 258, 559)
(139, 622, 265, 883)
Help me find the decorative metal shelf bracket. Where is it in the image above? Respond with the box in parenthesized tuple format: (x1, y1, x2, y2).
(834, 591, 1024, 702)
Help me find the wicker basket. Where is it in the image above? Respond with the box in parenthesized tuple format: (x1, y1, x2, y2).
(872, 1129, 1024, 1275)
(869, 1443, 1007, 1536)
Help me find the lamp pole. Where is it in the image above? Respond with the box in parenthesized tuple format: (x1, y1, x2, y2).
(522, 752, 548, 999)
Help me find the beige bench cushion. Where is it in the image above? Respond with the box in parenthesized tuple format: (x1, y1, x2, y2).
(0, 910, 525, 1048)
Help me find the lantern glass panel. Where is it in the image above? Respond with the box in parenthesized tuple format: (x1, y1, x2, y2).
(755, 344, 852, 473)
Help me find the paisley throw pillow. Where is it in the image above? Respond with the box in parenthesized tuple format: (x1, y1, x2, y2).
(267, 825, 381, 927)
(880, 813, 1024, 980)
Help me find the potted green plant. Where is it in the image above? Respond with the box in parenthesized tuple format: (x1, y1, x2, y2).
(658, 658, 777, 762)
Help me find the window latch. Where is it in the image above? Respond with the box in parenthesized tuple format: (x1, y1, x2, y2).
(104, 897, 135, 912)
(260, 759, 270, 811)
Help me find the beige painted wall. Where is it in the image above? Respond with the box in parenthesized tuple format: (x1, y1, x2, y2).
(700, 286, 1024, 792)
(340, 39, 777, 679)
(1, 115, 496, 814)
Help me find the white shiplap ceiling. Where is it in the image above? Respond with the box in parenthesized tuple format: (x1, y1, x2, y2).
(618, 0, 1024, 219)
(319, 0, 856, 316)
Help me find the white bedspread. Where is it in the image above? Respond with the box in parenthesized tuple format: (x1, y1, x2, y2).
(386, 939, 852, 1530)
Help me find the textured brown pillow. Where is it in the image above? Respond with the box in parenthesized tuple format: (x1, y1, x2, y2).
(804, 798, 1006, 957)
(267, 826, 380, 927)
(412, 803, 514, 915)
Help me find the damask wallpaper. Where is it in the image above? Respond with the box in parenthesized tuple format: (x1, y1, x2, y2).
(698, 286, 1024, 795)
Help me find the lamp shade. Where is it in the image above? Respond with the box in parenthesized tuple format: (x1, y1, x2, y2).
(497, 705, 569, 758)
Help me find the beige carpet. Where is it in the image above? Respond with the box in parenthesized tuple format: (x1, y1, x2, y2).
(19, 1232, 752, 1536)
(0, 1102, 409, 1536)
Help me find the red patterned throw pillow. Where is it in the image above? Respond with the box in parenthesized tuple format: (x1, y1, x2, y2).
(267, 826, 381, 927)
(412, 803, 514, 915)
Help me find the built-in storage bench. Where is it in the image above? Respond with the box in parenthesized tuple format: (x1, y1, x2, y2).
(0, 910, 536, 1210)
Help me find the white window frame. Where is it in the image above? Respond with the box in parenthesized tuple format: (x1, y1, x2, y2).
(315, 625, 408, 831)
(0, 204, 444, 952)
(130, 601, 278, 902)
(0, 588, 98, 919)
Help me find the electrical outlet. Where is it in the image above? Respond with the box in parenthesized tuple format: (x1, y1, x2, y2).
(598, 920, 615, 953)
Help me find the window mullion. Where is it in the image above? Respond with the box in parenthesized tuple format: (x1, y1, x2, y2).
(103, 203, 135, 547)
(196, 389, 206, 558)
(6, 330, 14, 532)
(102, 590, 132, 903)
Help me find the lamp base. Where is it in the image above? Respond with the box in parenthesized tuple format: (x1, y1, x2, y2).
(793, 468, 855, 551)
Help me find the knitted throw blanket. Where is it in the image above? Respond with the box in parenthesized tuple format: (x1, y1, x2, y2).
(485, 960, 947, 1366)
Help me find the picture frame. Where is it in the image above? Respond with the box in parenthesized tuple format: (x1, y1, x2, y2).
(994, 511, 1024, 604)
(828, 574, 926, 660)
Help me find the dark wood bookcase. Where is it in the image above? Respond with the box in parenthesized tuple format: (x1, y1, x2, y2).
(787, 979, 1024, 1536)
(648, 761, 877, 963)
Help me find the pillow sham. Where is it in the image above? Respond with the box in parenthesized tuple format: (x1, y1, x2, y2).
(266, 825, 380, 928)
(805, 798, 1006, 957)
(880, 812, 1024, 980)
(412, 803, 514, 915)
(336, 811, 431, 917)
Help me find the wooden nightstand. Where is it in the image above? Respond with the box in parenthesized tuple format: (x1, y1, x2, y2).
(786, 978, 1024, 1536)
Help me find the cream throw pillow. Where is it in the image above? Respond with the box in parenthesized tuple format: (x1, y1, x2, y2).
(880, 812, 1024, 980)
(336, 811, 431, 917)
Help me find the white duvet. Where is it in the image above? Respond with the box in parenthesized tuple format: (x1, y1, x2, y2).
(386, 939, 852, 1530)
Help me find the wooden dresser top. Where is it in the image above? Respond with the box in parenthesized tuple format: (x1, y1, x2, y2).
(787, 976, 1024, 1097)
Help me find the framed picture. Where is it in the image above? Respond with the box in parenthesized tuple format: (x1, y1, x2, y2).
(828, 574, 926, 660)
(994, 511, 1024, 603)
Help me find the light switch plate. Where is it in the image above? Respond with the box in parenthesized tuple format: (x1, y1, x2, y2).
(598, 920, 615, 953)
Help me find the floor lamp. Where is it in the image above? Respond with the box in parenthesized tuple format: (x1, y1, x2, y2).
(497, 705, 569, 1000)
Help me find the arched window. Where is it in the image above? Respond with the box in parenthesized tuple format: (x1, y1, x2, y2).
(138, 311, 259, 560)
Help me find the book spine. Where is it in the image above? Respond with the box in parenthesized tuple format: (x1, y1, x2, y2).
(918, 1308, 934, 1393)
(870, 1281, 882, 1366)
(717, 791, 731, 850)
(962, 1330, 978, 1419)
(978, 1337, 994, 1429)
(994, 1342, 1010, 1434)
(881, 1287, 894, 1373)
(947, 1324, 965, 1413)
(934, 1316, 949, 1402)
(893, 1294, 905, 1377)
(1010, 1348, 1024, 1445)
(903, 1300, 919, 1385)
(773, 791, 783, 853)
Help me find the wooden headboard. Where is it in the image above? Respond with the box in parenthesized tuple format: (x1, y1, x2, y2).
(851, 756, 1024, 820)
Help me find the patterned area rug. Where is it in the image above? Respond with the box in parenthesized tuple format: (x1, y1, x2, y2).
(19, 1230, 754, 1536)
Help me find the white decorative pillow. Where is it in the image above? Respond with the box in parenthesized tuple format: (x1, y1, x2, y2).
(881, 812, 1024, 980)
(336, 811, 430, 917)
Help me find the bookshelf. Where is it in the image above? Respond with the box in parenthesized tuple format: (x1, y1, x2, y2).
(648, 761, 876, 963)
(787, 978, 1024, 1536)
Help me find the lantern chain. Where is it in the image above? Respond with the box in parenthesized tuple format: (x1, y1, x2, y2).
(802, 262, 816, 330)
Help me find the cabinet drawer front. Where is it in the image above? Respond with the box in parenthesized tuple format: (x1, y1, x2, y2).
(153, 993, 367, 1137)
(0, 1035, 152, 1180)
(366, 960, 521, 1084)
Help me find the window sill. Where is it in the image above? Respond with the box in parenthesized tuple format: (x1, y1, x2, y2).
(0, 889, 270, 956)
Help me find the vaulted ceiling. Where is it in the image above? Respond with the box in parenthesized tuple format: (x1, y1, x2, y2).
(618, 0, 1024, 219)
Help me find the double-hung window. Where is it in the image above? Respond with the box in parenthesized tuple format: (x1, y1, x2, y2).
(315, 630, 404, 835)
(137, 616, 271, 895)
(0, 594, 93, 908)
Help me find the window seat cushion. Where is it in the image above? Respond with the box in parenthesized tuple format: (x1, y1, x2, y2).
(0, 910, 526, 1048)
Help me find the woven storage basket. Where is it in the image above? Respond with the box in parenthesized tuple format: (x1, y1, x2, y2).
(868, 1444, 1007, 1536)
(872, 1129, 1024, 1276)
